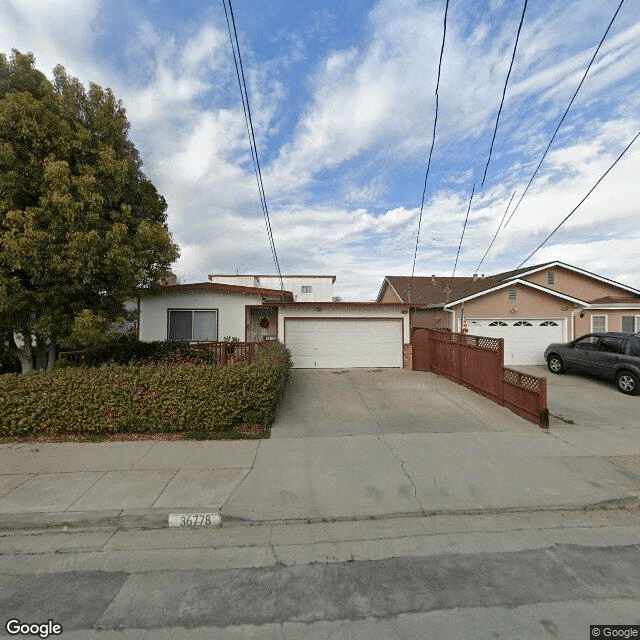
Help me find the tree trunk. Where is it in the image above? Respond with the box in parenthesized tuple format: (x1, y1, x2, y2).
(46, 338, 57, 371)
(10, 333, 34, 374)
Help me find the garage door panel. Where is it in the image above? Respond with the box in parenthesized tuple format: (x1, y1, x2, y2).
(468, 319, 564, 365)
(285, 319, 403, 368)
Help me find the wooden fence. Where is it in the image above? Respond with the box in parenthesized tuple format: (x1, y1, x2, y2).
(411, 328, 549, 428)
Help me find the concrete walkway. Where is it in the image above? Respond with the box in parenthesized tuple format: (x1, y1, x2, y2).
(1, 369, 639, 530)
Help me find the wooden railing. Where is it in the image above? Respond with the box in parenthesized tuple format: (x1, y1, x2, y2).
(411, 328, 549, 428)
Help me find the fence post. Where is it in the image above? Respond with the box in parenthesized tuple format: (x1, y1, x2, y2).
(496, 338, 504, 406)
(539, 376, 549, 429)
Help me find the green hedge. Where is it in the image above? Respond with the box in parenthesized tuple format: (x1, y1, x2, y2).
(0, 343, 292, 438)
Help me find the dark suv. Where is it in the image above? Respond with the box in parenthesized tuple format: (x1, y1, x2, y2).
(544, 333, 640, 395)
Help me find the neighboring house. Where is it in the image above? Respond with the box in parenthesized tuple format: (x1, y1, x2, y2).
(208, 274, 336, 302)
(137, 282, 293, 343)
(377, 262, 640, 365)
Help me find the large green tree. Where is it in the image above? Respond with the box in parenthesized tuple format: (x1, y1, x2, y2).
(0, 51, 179, 372)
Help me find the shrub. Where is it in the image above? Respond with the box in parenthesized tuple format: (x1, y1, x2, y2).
(0, 342, 292, 439)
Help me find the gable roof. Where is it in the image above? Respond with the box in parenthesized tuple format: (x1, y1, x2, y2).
(378, 261, 640, 307)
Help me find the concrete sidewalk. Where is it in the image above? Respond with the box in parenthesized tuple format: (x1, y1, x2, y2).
(1, 370, 640, 530)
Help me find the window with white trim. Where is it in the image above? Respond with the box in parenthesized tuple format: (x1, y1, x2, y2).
(547, 271, 555, 285)
(301, 285, 312, 294)
(622, 316, 639, 333)
(489, 321, 508, 326)
(508, 289, 517, 301)
(591, 315, 607, 333)
(514, 321, 533, 326)
(168, 309, 218, 341)
(540, 320, 559, 326)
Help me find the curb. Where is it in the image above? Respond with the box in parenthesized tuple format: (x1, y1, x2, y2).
(1, 496, 637, 532)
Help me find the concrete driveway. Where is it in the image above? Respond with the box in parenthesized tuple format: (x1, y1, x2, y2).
(516, 365, 640, 430)
(272, 368, 534, 438)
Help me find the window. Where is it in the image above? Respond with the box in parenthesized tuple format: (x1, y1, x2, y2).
(168, 310, 217, 341)
(598, 336, 626, 354)
(574, 335, 599, 349)
(489, 321, 508, 326)
(630, 338, 640, 357)
(591, 315, 607, 333)
(508, 289, 517, 301)
(301, 285, 312, 294)
(547, 271, 555, 285)
(622, 316, 639, 333)
(540, 320, 559, 326)
(514, 321, 533, 326)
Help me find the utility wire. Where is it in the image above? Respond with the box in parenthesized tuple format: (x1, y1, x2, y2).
(408, 0, 449, 302)
(450, 183, 475, 290)
(475, 189, 516, 274)
(517, 128, 640, 268)
(480, 0, 528, 189)
(222, 0, 284, 292)
(504, 0, 625, 228)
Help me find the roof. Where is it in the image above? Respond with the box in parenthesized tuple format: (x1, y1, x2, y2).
(379, 261, 640, 306)
(209, 274, 337, 283)
(264, 301, 422, 308)
(157, 282, 294, 300)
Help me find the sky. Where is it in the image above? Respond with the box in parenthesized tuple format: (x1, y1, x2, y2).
(1, 0, 639, 300)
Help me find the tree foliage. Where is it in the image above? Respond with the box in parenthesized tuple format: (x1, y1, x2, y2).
(0, 51, 179, 372)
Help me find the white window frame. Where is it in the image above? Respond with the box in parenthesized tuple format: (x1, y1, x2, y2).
(508, 289, 517, 301)
(547, 271, 555, 285)
(301, 285, 312, 294)
(168, 309, 218, 342)
(621, 315, 640, 333)
(591, 314, 608, 333)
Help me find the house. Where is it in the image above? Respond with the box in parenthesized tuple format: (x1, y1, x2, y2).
(377, 262, 640, 365)
(208, 274, 336, 302)
(137, 282, 293, 343)
(137, 276, 414, 369)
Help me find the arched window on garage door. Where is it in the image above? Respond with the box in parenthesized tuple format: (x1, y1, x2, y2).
(489, 321, 508, 326)
(514, 321, 533, 326)
(540, 321, 558, 326)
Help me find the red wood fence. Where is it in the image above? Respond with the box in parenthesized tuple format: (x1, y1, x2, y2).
(411, 328, 549, 428)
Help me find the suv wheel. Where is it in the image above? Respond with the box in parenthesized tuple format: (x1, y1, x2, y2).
(547, 354, 564, 374)
(616, 371, 639, 395)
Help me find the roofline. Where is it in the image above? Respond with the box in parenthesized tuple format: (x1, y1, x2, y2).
(158, 282, 294, 299)
(444, 278, 590, 308)
(263, 301, 422, 309)
(208, 274, 337, 283)
(589, 304, 640, 309)
(505, 261, 640, 296)
(376, 277, 404, 303)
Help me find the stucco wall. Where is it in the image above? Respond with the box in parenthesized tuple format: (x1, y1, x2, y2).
(139, 290, 262, 341)
(574, 309, 640, 337)
(209, 276, 334, 302)
(522, 266, 631, 301)
(410, 308, 451, 330)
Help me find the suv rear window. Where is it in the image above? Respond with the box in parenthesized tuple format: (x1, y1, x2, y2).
(598, 337, 626, 354)
(630, 338, 640, 358)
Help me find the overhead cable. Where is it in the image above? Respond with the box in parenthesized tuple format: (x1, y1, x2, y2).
(222, 0, 285, 291)
(517, 128, 640, 268)
(504, 0, 626, 228)
(480, 0, 528, 189)
(408, 0, 449, 302)
(474, 189, 516, 274)
(450, 183, 475, 290)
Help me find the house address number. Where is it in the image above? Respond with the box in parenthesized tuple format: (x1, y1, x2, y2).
(168, 513, 221, 527)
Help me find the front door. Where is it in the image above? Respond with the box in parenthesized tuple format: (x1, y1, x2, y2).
(248, 307, 278, 342)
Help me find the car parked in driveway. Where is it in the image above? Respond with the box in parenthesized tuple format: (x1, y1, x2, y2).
(544, 333, 640, 395)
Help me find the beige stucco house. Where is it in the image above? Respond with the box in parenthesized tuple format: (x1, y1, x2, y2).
(377, 262, 640, 365)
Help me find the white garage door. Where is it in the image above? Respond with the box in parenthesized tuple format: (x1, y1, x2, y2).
(285, 318, 403, 368)
(467, 319, 564, 365)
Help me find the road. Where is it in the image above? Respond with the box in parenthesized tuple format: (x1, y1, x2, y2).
(2, 507, 639, 639)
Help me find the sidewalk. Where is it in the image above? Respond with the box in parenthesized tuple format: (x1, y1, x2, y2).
(1, 417, 640, 531)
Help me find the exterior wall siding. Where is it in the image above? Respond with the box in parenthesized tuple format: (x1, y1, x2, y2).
(209, 276, 334, 302)
(522, 267, 632, 301)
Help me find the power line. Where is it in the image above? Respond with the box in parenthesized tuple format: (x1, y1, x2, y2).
(222, 0, 284, 291)
(517, 128, 640, 269)
(450, 183, 475, 286)
(504, 0, 626, 229)
(408, 0, 449, 302)
(480, 0, 528, 189)
(475, 189, 516, 274)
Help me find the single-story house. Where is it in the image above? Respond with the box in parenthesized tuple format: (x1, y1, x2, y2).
(377, 261, 640, 365)
(137, 278, 414, 369)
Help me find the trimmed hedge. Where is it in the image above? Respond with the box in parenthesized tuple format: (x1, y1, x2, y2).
(81, 336, 217, 366)
(0, 343, 292, 438)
